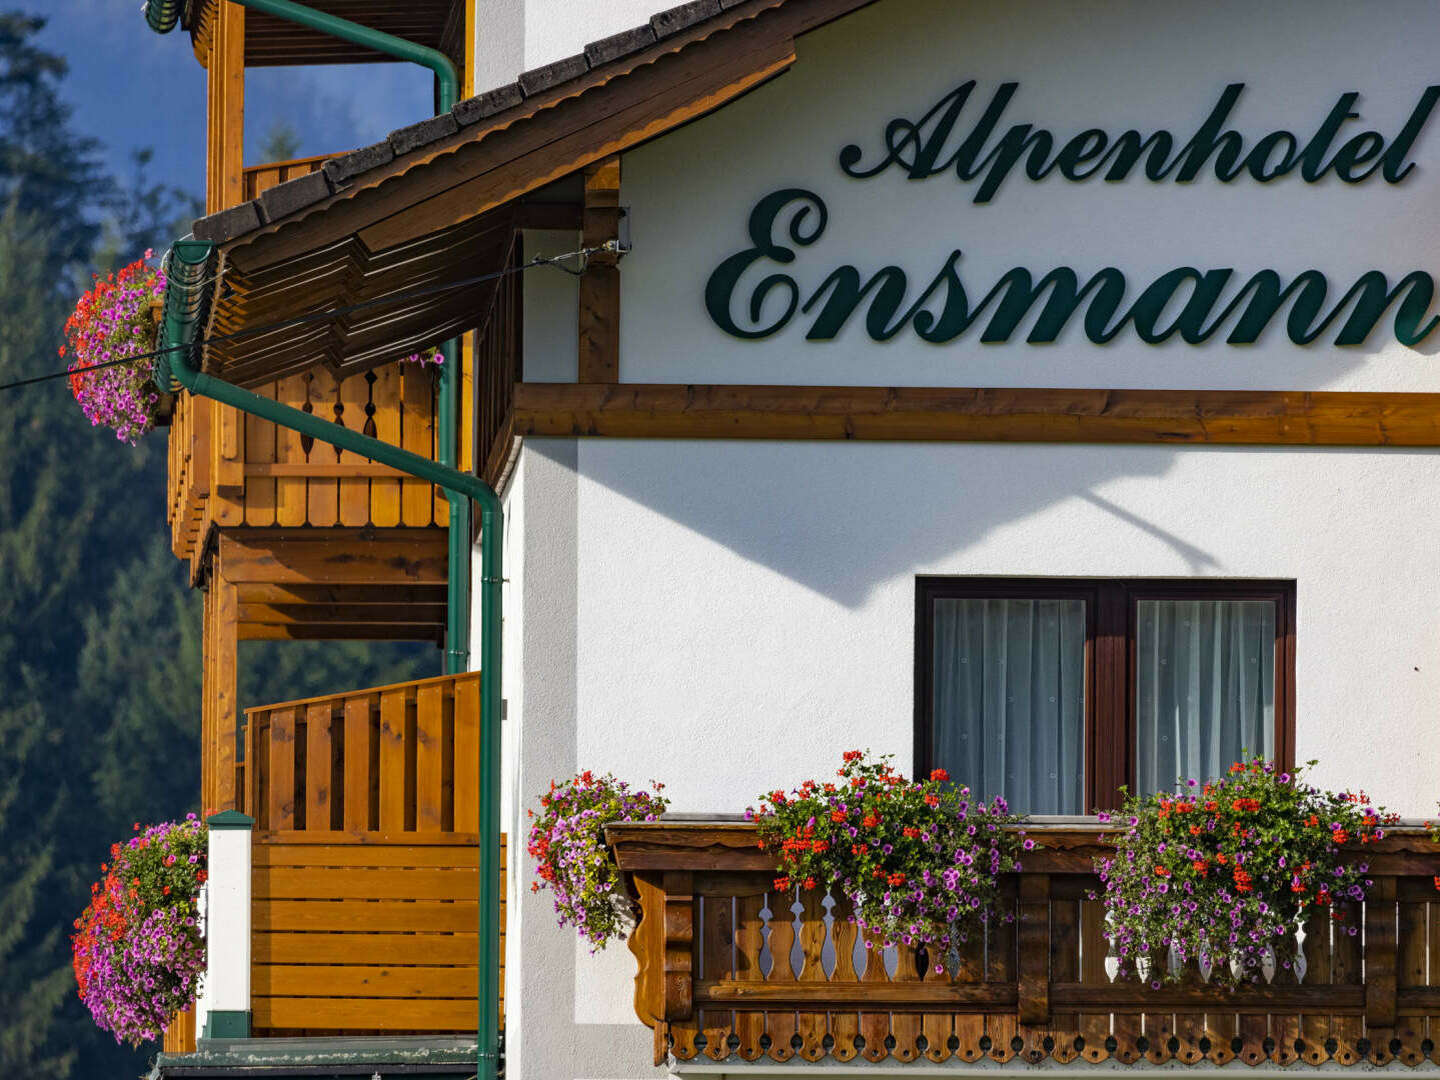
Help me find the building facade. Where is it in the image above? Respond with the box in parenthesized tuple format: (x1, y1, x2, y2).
(140, 1, 1440, 1078)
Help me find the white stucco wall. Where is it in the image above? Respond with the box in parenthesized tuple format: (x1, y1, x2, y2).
(473, 0, 667, 90)
(622, 0, 1440, 392)
(497, 2, 1440, 1077)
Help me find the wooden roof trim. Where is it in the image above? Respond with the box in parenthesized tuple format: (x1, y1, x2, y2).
(214, 0, 877, 271)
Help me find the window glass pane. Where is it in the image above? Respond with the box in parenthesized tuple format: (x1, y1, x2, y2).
(1134, 598, 1275, 795)
(931, 597, 1086, 814)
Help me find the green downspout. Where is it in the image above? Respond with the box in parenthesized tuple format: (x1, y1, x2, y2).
(145, 0, 468, 673)
(158, 241, 502, 1080)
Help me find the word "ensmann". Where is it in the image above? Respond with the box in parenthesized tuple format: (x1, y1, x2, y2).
(840, 81, 1440, 203)
(704, 191, 1440, 346)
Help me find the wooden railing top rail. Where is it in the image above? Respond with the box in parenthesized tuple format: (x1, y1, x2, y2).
(608, 820, 1440, 1069)
(243, 670, 478, 718)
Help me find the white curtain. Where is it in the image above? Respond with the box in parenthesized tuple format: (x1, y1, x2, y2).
(1134, 599, 1275, 795)
(931, 598, 1086, 814)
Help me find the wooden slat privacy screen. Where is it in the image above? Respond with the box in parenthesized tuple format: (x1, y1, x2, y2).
(243, 672, 480, 835)
(610, 821, 1440, 1068)
(250, 835, 503, 1035)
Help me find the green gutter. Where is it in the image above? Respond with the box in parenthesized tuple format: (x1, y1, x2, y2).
(144, 0, 468, 673)
(158, 242, 502, 1080)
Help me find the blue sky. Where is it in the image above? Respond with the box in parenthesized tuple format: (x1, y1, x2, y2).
(38, 1, 433, 203)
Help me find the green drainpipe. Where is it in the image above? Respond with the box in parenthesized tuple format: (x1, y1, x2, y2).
(145, 0, 469, 674)
(158, 241, 502, 1080)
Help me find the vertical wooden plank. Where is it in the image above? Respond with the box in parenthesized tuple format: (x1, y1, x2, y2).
(378, 687, 409, 833)
(951, 925, 986, 1062)
(922, 945, 954, 1063)
(856, 925, 890, 1062)
(578, 157, 621, 383)
(370, 364, 403, 527)
(337, 372, 371, 526)
(304, 703, 333, 832)
(274, 375, 308, 526)
(1331, 901, 1363, 1065)
(306, 368, 340, 527)
(1049, 897, 1081, 1063)
(242, 384, 276, 525)
(215, 0, 244, 212)
(401, 365, 435, 526)
(200, 585, 214, 814)
(889, 942, 923, 1063)
(733, 892, 766, 1061)
(415, 683, 445, 832)
(266, 707, 296, 830)
(1299, 905, 1333, 1065)
(1365, 876, 1399, 1064)
(1077, 899, 1111, 1063)
(1395, 896, 1427, 1066)
(212, 575, 239, 811)
(460, 331, 476, 474)
(1017, 873, 1050, 1028)
(764, 887, 798, 1062)
(452, 675, 480, 835)
(343, 696, 370, 832)
(985, 897, 1019, 1063)
(700, 894, 735, 1062)
(211, 403, 244, 527)
(827, 891, 861, 1063)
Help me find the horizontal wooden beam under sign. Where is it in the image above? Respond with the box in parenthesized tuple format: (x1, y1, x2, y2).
(510, 383, 1440, 447)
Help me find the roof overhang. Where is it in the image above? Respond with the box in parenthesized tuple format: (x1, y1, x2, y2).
(190, 0, 878, 387)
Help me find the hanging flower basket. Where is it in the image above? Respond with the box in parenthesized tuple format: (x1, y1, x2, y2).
(61, 254, 167, 444)
(71, 815, 208, 1045)
(1095, 759, 1393, 987)
(527, 771, 668, 950)
(749, 751, 1026, 959)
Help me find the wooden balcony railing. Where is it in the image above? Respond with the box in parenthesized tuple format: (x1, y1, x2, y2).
(234, 672, 499, 1038)
(608, 820, 1440, 1069)
(242, 154, 329, 202)
(167, 360, 447, 576)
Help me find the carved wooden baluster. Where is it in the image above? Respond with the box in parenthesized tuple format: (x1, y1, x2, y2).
(890, 941, 923, 1062)
(1268, 929, 1302, 1066)
(985, 887, 1020, 1063)
(952, 925, 986, 1062)
(663, 871, 699, 1060)
(1048, 893, 1081, 1063)
(857, 923, 890, 1062)
(1298, 905, 1333, 1065)
(1365, 877, 1399, 1065)
(922, 940, 954, 1063)
(1171, 955, 1207, 1065)
(1108, 936, 1143, 1064)
(827, 891, 860, 1062)
(794, 889, 828, 1060)
(1395, 887, 1427, 1066)
(1330, 900, 1363, 1066)
(733, 891, 766, 1061)
(700, 893, 735, 1061)
(1077, 899, 1111, 1062)
(764, 889, 798, 1062)
(1143, 947, 1176, 1065)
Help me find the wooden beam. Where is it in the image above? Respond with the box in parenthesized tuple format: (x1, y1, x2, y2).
(239, 624, 444, 642)
(212, 572, 239, 811)
(237, 602, 447, 626)
(209, 0, 244, 215)
(579, 157, 621, 383)
(236, 583, 448, 606)
(218, 529, 447, 585)
(510, 383, 1440, 447)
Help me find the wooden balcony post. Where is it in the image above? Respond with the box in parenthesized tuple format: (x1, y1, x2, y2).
(202, 810, 254, 1040)
(1017, 872, 1050, 1025)
(578, 157, 621, 383)
(1365, 874, 1398, 1029)
(662, 869, 695, 1022)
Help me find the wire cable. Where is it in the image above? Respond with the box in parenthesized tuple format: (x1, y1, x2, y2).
(0, 243, 611, 393)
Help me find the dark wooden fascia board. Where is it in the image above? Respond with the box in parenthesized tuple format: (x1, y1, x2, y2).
(508, 382, 1440, 447)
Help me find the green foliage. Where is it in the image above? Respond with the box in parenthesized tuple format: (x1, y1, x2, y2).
(257, 119, 302, 164)
(1095, 759, 1390, 986)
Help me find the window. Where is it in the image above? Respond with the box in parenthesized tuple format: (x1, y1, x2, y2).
(915, 579, 1294, 814)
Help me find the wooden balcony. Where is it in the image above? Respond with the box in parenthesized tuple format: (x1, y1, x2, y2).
(608, 820, 1440, 1069)
(168, 672, 500, 1051)
(242, 153, 327, 202)
(166, 359, 448, 577)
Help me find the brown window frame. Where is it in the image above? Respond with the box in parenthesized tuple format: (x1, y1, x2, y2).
(914, 577, 1296, 813)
